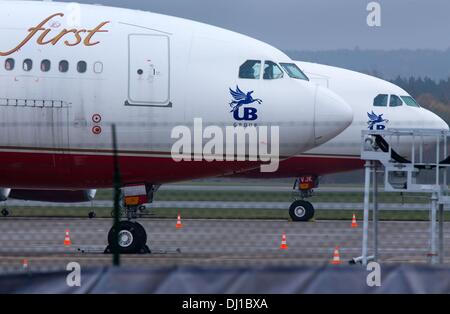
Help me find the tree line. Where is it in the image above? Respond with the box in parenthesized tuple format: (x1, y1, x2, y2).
(390, 76, 450, 105)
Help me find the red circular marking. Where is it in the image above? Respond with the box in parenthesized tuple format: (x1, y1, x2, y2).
(92, 114, 102, 123)
(92, 126, 102, 135)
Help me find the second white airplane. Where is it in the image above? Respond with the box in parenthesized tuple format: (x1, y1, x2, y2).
(236, 61, 449, 221)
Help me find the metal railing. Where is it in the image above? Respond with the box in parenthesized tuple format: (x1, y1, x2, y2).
(356, 129, 450, 265)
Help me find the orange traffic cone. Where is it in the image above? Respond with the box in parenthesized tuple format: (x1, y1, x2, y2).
(331, 246, 341, 264)
(176, 213, 183, 229)
(64, 229, 72, 246)
(351, 214, 358, 228)
(280, 233, 288, 249)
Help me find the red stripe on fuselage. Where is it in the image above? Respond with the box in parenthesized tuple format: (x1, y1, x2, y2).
(0, 151, 263, 189)
(0, 150, 363, 188)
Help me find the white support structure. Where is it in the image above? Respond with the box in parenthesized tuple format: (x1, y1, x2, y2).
(354, 129, 450, 265)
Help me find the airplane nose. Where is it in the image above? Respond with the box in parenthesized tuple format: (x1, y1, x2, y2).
(314, 85, 353, 145)
(422, 109, 449, 130)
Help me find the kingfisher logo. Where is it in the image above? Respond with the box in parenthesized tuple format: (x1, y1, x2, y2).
(229, 86, 262, 121)
(367, 111, 389, 130)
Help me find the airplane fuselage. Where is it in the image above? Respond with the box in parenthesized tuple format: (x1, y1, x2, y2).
(236, 61, 449, 178)
(0, 2, 352, 189)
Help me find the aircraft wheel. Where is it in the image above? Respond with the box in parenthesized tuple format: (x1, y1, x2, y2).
(107, 221, 147, 254)
(1, 208, 9, 217)
(289, 200, 314, 222)
(133, 222, 148, 246)
(88, 211, 96, 219)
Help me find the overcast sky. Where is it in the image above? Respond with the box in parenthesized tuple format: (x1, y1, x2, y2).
(48, 0, 450, 51)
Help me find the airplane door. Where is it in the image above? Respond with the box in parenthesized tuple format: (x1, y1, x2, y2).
(127, 34, 170, 106)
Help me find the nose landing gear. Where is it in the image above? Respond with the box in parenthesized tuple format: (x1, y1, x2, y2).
(106, 220, 150, 254)
(1, 208, 9, 217)
(104, 184, 158, 254)
(289, 175, 318, 222)
(289, 200, 315, 222)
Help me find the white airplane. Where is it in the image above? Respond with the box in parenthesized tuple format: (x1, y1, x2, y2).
(0, 1, 352, 252)
(236, 61, 449, 221)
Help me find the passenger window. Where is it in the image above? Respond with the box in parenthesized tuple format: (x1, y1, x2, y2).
(77, 61, 87, 73)
(5, 58, 14, 71)
(41, 59, 51, 72)
(263, 61, 284, 80)
(390, 95, 403, 107)
(373, 94, 388, 107)
(59, 60, 69, 73)
(23, 59, 33, 72)
(239, 60, 261, 79)
(93, 61, 103, 74)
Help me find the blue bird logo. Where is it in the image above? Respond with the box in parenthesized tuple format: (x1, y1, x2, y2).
(367, 111, 389, 130)
(229, 85, 262, 113)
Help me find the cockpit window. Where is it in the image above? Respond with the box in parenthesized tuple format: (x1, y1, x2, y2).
(401, 96, 420, 108)
(280, 63, 309, 81)
(390, 95, 403, 107)
(239, 60, 261, 79)
(373, 94, 388, 107)
(263, 61, 284, 80)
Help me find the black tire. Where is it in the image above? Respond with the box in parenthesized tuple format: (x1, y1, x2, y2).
(1, 208, 9, 217)
(88, 211, 96, 219)
(107, 221, 147, 254)
(132, 222, 147, 246)
(289, 200, 314, 222)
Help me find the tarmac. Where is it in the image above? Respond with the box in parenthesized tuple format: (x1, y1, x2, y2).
(0, 217, 448, 274)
